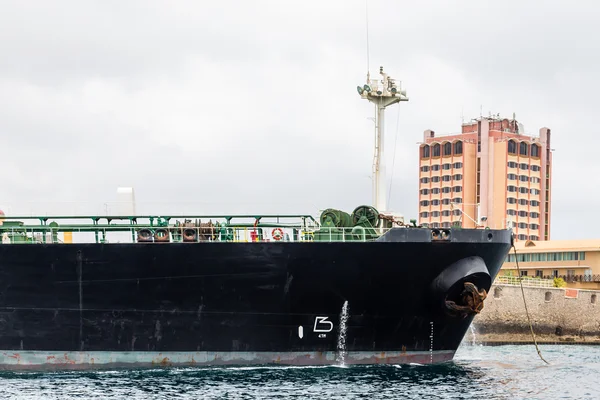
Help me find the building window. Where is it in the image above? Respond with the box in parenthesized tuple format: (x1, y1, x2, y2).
(420, 166, 430, 172)
(548, 252, 560, 261)
(442, 210, 451, 217)
(519, 163, 528, 170)
(519, 175, 529, 182)
(432, 211, 440, 217)
(530, 212, 539, 218)
(442, 222, 451, 228)
(518, 222, 528, 229)
(420, 200, 429, 206)
(507, 161, 517, 168)
(420, 212, 429, 218)
(519, 142, 528, 156)
(431, 165, 440, 171)
(507, 185, 517, 192)
(530, 177, 540, 183)
(507, 209, 517, 216)
(507, 197, 517, 204)
(431, 176, 440, 183)
(442, 175, 451, 182)
(453, 174, 462, 180)
(420, 189, 429, 195)
(454, 141, 463, 155)
(433, 143, 441, 157)
(442, 163, 451, 170)
(530, 235, 539, 240)
(453, 209, 461, 216)
(564, 252, 578, 261)
(431, 222, 440, 228)
(508, 173, 517, 180)
(518, 234, 528, 241)
(530, 223, 539, 230)
(431, 199, 440, 206)
(453, 162, 463, 168)
(518, 199, 528, 206)
(443, 142, 452, 156)
(531, 165, 540, 172)
(518, 211, 528, 217)
(531, 188, 540, 195)
(453, 197, 462, 203)
(442, 198, 450, 205)
(519, 187, 529, 194)
(508, 140, 517, 154)
(442, 187, 451, 193)
(531, 144, 540, 158)
(420, 177, 429, 184)
(530, 200, 539, 206)
(453, 186, 462, 192)
(431, 188, 440, 194)
(421, 145, 430, 158)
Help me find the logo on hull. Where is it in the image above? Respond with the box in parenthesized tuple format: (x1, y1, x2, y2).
(313, 316, 333, 333)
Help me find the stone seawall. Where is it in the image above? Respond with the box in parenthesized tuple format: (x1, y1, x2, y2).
(472, 284, 600, 344)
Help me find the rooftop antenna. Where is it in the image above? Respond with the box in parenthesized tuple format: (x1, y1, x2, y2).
(357, 66, 409, 213)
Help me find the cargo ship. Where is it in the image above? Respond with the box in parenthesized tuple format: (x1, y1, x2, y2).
(0, 68, 512, 370)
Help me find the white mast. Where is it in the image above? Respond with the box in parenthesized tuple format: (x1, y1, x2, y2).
(357, 66, 409, 213)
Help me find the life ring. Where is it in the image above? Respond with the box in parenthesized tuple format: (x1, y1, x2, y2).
(272, 228, 284, 241)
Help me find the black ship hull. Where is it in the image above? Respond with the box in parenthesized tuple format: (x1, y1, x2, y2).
(0, 228, 511, 370)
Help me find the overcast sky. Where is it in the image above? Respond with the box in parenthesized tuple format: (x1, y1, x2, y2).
(1, 0, 598, 239)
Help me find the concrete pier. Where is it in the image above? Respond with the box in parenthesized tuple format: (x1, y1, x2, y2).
(472, 284, 600, 344)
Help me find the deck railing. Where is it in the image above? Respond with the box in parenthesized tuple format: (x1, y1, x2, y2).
(0, 214, 403, 244)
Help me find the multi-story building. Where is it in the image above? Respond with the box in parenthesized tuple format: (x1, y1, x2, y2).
(501, 239, 600, 290)
(418, 116, 553, 240)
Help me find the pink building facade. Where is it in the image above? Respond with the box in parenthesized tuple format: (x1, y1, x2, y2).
(418, 117, 552, 241)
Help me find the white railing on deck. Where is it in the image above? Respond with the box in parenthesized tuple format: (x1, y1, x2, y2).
(494, 275, 555, 288)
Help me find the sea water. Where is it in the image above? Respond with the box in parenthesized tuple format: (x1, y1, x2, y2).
(0, 343, 599, 399)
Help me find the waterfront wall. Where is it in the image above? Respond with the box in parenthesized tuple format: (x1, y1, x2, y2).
(473, 284, 600, 342)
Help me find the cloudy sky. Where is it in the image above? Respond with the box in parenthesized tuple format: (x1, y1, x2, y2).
(1, 0, 598, 239)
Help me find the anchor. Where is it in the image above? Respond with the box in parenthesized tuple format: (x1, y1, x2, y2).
(445, 282, 487, 318)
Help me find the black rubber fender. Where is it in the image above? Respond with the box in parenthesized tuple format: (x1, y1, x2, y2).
(137, 228, 153, 243)
(429, 256, 491, 315)
(183, 228, 198, 242)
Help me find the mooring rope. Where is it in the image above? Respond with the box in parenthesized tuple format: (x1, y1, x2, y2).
(512, 244, 550, 365)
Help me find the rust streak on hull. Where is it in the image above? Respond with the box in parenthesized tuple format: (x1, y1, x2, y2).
(0, 350, 455, 371)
